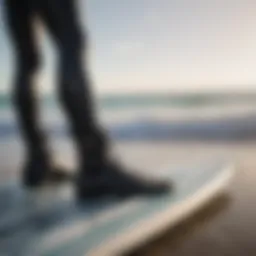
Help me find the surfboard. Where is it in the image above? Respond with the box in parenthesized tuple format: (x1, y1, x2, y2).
(0, 161, 234, 256)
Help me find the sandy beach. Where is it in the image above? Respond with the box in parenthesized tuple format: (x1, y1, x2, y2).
(1, 137, 256, 255)
(124, 140, 256, 256)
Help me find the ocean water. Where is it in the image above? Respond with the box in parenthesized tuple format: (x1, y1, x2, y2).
(1, 93, 256, 140)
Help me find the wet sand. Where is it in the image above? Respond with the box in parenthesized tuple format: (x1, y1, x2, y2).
(1, 139, 256, 255)
(125, 141, 256, 256)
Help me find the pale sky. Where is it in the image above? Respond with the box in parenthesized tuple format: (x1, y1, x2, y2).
(0, 0, 256, 94)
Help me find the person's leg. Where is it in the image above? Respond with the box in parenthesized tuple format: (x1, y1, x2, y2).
(38, 0, 107, 169)
(39, 0, 171, 198)
(4, 0, 69, 186)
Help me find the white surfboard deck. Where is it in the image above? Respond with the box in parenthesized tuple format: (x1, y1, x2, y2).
(0, 161, 234, 256)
